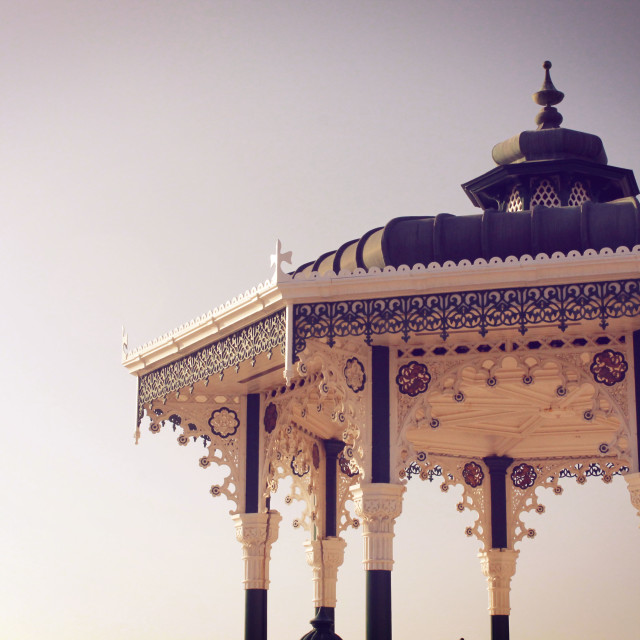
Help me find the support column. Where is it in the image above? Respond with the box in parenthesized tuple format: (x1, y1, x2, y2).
(352, 483, 405, 640)
(235, 393, 280, 640)
(301, 438, 346, 639)
(482, 455, 516, 640)
(350, 345, 403, 640)
(233, 510, 282, 640)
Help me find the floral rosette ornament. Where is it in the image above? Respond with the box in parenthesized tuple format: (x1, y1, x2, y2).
(338, 451, 359, 477)
(590, 349, 628, 386)
(396, 361, 431, 397)
(511, 463, 537, 490)
(291, 450, 310, 477)
(344, 357, 366, 393)
(462, 462, 484, 488)
(208, 407, 239, 438)
(264, 402, 278, 433)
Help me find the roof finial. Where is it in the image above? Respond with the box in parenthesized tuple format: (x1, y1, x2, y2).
(532, 61, 564, 130)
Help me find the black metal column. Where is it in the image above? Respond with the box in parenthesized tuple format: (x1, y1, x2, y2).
(324, 439, 345, 539)
(245, 393, 266, 640)
(483, 455, 514, 640)
(245, 589, 267, 640)
(368, 345, 392, 640)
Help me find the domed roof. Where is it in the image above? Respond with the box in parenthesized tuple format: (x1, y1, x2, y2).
(293, 198, 640, 277)
(294, 62, 639, 278)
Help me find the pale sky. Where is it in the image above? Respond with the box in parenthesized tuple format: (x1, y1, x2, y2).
(2, 1, 640, 639)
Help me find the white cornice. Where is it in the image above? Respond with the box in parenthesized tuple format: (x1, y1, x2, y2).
(123, 245, 640, 376)
(278, 245, 640, 301)
(122, 279, 283, 375)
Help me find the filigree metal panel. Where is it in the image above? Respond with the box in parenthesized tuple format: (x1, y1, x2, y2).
(293, 278, 640, 357)
(137, 311, 286, 424)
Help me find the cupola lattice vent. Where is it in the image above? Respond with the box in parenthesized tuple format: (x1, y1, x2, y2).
(568, 181, 590, 207)
(531, 179, 561, 208)
(506, 186, 524, 212)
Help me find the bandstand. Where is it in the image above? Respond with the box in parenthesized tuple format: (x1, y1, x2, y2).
(123, 63, 640, 640)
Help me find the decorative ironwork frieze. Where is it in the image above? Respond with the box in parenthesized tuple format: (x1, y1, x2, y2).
(137, 310, 286, 424)
(292, 279, 640, 358)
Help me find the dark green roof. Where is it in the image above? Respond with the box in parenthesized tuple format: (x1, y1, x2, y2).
(293, 198, 640, 277)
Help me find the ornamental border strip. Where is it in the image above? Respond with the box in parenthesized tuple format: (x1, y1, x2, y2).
(292, 278, 640, 358)
(137, 310, 286, 424)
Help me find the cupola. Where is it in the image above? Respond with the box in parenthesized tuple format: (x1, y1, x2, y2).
(462, 61, 638, 211)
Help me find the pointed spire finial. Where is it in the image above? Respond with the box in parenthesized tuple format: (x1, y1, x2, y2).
(532, 61, 564, 129)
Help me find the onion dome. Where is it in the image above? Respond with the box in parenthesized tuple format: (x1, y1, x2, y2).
(462, 61, 638, 211)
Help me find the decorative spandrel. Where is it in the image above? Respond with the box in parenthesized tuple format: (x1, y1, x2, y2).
(507, 458, 630, 547)
(145, 393, 246, 513)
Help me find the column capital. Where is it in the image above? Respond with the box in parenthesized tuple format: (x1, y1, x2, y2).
(351, 483, 405, 522)
(479, 548, 519, 616)
(304, 537, 347, 608)
(625, 472, 640, 524)
(351, 483, 405, 571)
(232, 510, 282, 590)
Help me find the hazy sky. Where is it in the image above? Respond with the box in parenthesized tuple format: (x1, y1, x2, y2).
(3, 1, 640, 639)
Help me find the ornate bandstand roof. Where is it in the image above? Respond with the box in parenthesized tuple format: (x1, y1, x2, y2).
(124, 62, 640, 419)
(122, 60, 640, 499)
(123, 61, 640, 640)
